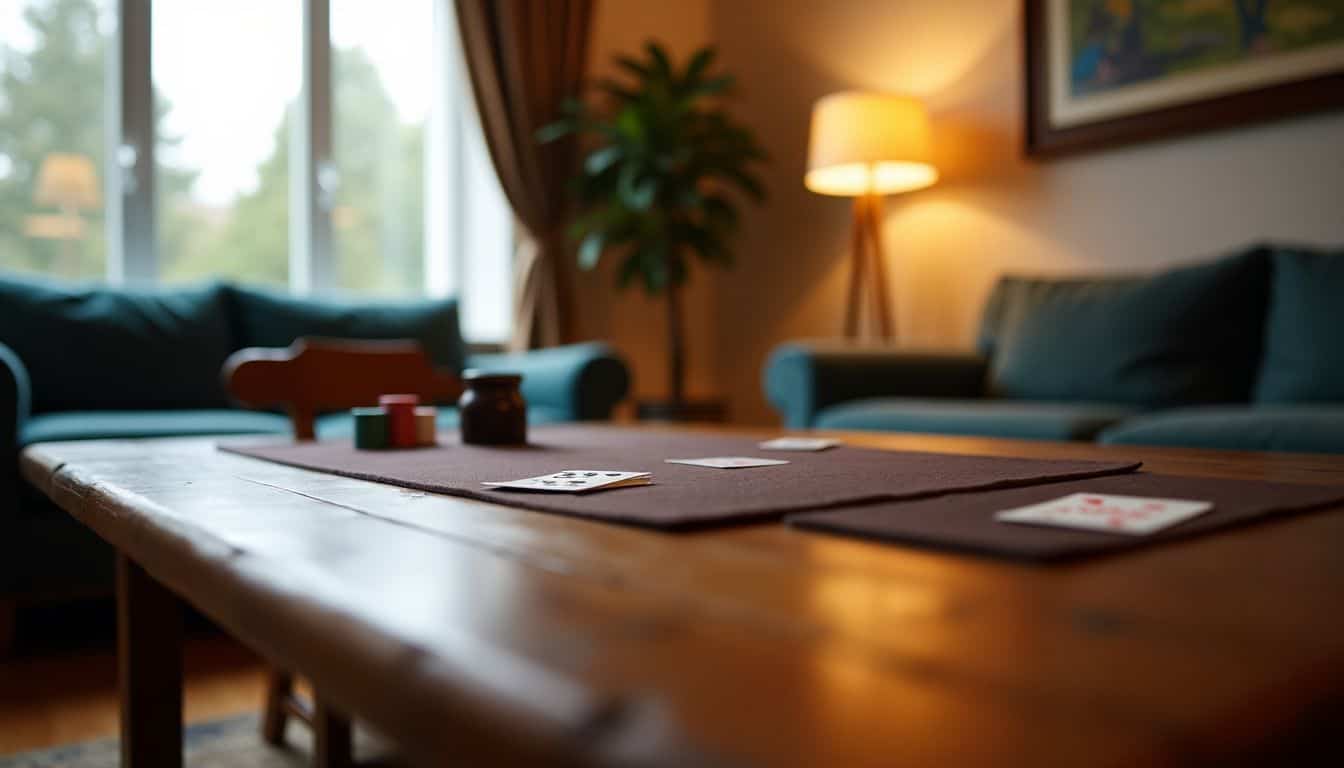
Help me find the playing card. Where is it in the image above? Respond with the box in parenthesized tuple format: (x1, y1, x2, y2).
(482, 470, 652, 493)
(664, 456, 790, 469)
(995, 492, 1212, 536)
(758, 437, 841, 452)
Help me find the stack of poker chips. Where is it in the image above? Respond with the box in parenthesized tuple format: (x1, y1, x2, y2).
(352, 394, 438, 450)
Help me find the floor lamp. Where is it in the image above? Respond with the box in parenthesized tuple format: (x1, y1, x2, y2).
(805, 93, 938, 340)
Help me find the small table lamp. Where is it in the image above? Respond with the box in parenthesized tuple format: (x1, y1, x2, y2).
(805, 92, 937, 340)
(25, 153, 101, 275)
(34, 152, 101, 212)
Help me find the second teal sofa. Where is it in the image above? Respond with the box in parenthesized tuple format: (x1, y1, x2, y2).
(764, 243, 1344, 454)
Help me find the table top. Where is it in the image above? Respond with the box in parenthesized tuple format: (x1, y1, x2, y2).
(21, 427, 1344, 767)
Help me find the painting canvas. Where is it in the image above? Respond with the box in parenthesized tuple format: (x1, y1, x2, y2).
(1025, 0, 1344, 155)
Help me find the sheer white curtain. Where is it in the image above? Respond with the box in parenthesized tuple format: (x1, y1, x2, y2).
(427, 0, 513, 344)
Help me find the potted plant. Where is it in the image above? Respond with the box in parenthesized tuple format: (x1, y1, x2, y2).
(540, 41, 766, 421)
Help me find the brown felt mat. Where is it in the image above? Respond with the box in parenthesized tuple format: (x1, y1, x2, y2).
(790, 472, 1344, 561)
(218, 425, 1141, 530)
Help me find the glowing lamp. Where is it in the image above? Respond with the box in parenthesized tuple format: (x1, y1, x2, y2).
(805, 92, 937, 338)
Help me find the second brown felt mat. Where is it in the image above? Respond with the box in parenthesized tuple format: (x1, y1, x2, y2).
(220, 425, 1141, 530)
(790, 472, 1344, 560)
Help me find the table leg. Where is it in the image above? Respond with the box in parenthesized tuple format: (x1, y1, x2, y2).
(0, 598, 15, 658)
(117, 553, 183, 768)
(314, 695, 353, 768)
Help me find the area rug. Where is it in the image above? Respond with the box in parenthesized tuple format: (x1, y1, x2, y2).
(0, 713, 402, 768)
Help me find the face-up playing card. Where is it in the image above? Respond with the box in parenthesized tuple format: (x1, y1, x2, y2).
(482, 470, 652, 493)
(995, 492, 1212, 536)
(664, 456, 790, 469)
(758, 437, 841, 452)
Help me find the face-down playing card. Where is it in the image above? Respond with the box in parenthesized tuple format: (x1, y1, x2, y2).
(664, 456, 790, 469)
(482, 470, 652, 493)
(758, 437, 841, 452)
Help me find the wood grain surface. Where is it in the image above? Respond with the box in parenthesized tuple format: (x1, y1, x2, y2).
(20, 427, 1344, 767)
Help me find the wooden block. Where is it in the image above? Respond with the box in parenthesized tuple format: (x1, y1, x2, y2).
(379, 394, 419, 448)
(414, 407, 437, 446)
(351, 408, 388, 451)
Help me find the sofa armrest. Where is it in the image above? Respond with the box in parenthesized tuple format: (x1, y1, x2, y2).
(467, 342, 630, 421)
(763, 342, 989, 428)
(0, 342, 33, 517)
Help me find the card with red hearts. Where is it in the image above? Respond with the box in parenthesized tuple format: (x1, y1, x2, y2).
(994, 492, 1212, 536)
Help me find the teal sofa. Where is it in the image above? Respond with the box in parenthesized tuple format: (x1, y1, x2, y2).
(765, 244, 1344, 454)
(0, 275, 630, 605)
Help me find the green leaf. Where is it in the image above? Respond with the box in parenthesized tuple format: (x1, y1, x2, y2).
(721, 167, 766, 201)
(682, 47, 716, 86)
(596, 78, 639, 103)
(578, 232, 605, 270)
(583, 145, 624, 175)
(618, 165, 657, 210)
(614, 55, 652, 79)
(557, 96, 587, 115)
(645, 41, 674, 82)
(616, 252, 642, 290)
(614, 106, 646, 142)
(535, 119, 575, 144)
(684, 224, 731, 267)
(701, 195, 739, 232)
(689, 75, 734, 98)
(642, 244, 669, 294)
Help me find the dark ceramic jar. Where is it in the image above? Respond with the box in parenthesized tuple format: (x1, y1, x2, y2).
(458, 370, 526, 445)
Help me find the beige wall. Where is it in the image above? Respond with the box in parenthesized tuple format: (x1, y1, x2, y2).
(579, 0, 1344, 425)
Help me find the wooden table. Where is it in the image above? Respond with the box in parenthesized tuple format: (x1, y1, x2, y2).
(20, 428, 1344, 767)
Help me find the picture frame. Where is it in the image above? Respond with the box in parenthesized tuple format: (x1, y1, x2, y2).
(1024, 0, 1344, 158)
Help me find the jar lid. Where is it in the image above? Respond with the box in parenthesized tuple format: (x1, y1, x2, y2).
(462, 369, 522, 385)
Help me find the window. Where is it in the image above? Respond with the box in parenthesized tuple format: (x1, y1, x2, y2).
(330, 0, 430, 297)
(0, 0, 511, 343)
(0, 0, 111, 281)
(153, 0, 300, 288)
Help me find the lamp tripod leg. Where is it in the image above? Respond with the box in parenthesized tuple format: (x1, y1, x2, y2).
(864, 194, 895, 341)
(844, 197, 866, 338)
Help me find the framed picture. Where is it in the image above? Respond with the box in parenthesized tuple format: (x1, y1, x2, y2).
(1025, 0, 1344, 157)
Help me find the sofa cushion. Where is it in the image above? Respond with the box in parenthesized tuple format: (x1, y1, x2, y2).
(1254, 246, 1344, 403)
(979, 246, 1271, 407)
(813, 398, 1139, 441)
(225, 285, 466, 372)
(313, 405, 567, 440)
(20, 409, 292, 446)
(0, 275, 235, 412)
(1098, 405, 1344, 454)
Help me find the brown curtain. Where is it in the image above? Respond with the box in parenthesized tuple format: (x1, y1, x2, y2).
(455, 0, 593, 351)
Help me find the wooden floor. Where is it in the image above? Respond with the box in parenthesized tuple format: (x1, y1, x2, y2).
(0, 634, 268, 756)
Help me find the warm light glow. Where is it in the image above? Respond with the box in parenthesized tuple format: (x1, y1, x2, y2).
(806, 162, 939, 198)
(805, 92, 938, 197)
(34, 153, 101, 210)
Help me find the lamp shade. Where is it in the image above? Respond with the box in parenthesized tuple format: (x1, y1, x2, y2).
(34, 152, 101, 210)
(805, 92, 937, 197)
